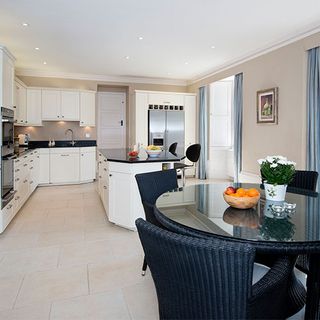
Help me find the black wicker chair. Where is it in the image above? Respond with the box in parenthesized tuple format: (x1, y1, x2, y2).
(135, 169, 178, 275)
(288, 170, 319, 274)
(174, 143, 201, 185)
(136, 218, 305, 319)
(168, 142, 178, 155)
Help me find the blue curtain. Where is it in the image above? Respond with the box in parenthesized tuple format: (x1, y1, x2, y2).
(306, 47, 320, 240)
(233, 73, 243, 183)
(198, 86, 208, 179)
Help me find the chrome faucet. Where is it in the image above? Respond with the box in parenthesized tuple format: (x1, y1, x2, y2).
(65, 129, 76, 146)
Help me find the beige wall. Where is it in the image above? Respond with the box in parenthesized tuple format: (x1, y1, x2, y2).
(188, 32, 320, 175)
(16, 76, 187, 145)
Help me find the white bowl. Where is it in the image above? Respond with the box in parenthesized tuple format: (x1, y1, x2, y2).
(146, 149, 162, 157)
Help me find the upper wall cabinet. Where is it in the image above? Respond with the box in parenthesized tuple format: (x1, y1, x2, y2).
(0, 47, 15, 110)
(14, 80, 27, 124)
(42, 89, 61, 120)
(148, 93, 184, 106)
(80, 92, 95, 127)
(61, 91, 80, 120)
(26, 89, 42, 126)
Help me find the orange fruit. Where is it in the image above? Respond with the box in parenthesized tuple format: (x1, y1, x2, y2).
(236, 188, 246, 197)
(231, 193, 241, 197)
(247, 188, 260, 197)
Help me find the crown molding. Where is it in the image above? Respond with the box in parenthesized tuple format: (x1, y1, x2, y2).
(15, 68, 188, 86)
(0, 45, 16, 61)
(188, 24, 320, 85)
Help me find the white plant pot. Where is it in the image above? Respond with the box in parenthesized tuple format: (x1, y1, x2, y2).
(264, 183, 287, 201)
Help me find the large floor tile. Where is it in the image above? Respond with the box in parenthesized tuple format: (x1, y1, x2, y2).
(15, 265, 88, 307)
(37, 230, 84, 247)
(0, 274, 24, 311)
(123, 280, 159, 320)
(0, 246, 60, 276)
(88, 256, 149, 294)
(0, 234, 39, 252)
(58, 239, 113, 267)
(0, 303, 51, 320)
(50, 291, 130, 320)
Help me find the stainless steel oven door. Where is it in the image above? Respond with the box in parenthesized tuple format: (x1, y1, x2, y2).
(1, 154, 16, 208)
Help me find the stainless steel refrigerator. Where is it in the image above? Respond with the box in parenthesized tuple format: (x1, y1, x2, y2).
(148, 105, 185, 154)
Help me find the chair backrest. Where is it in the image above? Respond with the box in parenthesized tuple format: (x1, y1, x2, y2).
(186, 143, 201, 163)
(135, 169, 178, 223)
(289, 170, 318, 191)
(136, 218, 254, 319)
(168, 142, 178, 155)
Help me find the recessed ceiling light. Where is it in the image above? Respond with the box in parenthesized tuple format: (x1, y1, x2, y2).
(211, 45, 216, 49)
(125, 56, 130, 60)
(167, 72, 172, 75)
(43, 61, 47, 65)
(184, 62, 189, 65)
(138, 36, 143, 40)
(35, 47, 40, 50)
(22, 23, 29, 27)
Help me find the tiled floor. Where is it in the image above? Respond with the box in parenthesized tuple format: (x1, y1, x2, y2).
(0, 182, 157, 319)
(0, 179, 305, 319)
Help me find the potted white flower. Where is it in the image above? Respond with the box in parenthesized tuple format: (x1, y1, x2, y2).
(258, 156, 296, 201)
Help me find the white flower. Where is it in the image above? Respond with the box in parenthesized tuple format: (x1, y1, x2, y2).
(274, 155, 287, 161)
(278, 160, 287, 165)
(257, 159, 265, 165)
(266, 156, 274, 163)
(270, 163, 278, 168)
(287, 161, 296, 166)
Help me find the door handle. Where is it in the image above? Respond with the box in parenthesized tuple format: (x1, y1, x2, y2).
(120, 120, 123, 126)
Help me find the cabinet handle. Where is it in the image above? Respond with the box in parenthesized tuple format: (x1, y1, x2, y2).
(30, 160, 33, 162)
(103, 186, 107, 189)
(57, 115, 60, 118)
(104, 159, 107, 162)
(81, 154, 84, 156)
(37, 156, 39, 158)
(81, 121, 84, 124)
(109, 174, 112, 177)
(104, 168, 107, 171)
(24, 155, 28, 158)
(24, 164, 28, 167)
(15, 159, 20, 163)
(15, 169, 20, 172)
(61, 154, 70, 157)
(13, 106, 16, 109)
(99, 175, 102, 178)
(15, 196, 20, 200)
(8, 204, 13, 209)
(20, 120, 23, 122)
(23, 179, 28, 183)
(98, 161, 101, 164)
(30, 181, 33, 184)
(15, 178, 20, 182)
(30, 167, 33, 169)
(25, 121, 28, 123)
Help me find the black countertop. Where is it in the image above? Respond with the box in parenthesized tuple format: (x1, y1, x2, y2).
(99, 148, 183, 163)
(27, 140, 97, 149)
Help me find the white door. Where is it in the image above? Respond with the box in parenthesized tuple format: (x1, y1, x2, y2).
(80, 92, 95, 126)
(42, 90, 60, 120)
(98, 92, 126, 149)
(15, 82, 27, 125)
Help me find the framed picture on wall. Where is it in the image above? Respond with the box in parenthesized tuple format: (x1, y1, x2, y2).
(257, 87, 278, 124)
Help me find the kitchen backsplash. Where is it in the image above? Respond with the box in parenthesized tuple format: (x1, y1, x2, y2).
(14, 121, 97, 141)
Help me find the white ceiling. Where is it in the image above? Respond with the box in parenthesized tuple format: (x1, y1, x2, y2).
(1, 0, 320, 83)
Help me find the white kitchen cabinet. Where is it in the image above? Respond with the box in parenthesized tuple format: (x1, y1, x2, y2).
(135, 92, 148, 147)
(61, 90, 80, 120)
(42, 89, 61, 120)
(50, 148, 80, 183)
(80, 92, 95, 126)
(27, 89, 42, 126)
(148, 93, 184, 106)
(0, 202, 14, 233)
(29, 150, 40, 192)
(39, 149, 50, 184)
(14, 80, 27, 125)
(80, 147, 96, 181)
(1, 47, 15, 110)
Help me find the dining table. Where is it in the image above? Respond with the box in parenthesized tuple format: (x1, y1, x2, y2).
(155, 182, 320, 320)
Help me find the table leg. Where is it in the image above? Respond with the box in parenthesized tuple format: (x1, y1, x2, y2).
(305, 254, 320, 319)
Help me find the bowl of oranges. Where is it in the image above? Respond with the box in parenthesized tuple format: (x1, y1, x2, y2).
(223, 186, 260, 209)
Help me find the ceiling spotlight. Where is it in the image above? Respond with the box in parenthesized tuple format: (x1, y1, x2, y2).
(184, 62, 189, 65)
(211, 45, 216, 49)
(22, 23, 29, 27)
(35, 47, 40, 50)
(138, 36, 143, 40)
(125, 56, 130, 60)
(43, 61, 47, 65)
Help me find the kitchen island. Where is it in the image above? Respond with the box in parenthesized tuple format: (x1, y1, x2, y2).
(97, 148, 183, 230)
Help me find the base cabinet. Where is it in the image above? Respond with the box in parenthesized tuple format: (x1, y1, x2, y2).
(80, 147, 96, 182)
(50, 148, 80, 184)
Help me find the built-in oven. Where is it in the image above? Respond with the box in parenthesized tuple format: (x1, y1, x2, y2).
(1, 107, 16, 209)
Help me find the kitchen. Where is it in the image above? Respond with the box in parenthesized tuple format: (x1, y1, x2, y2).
(0, 1, 319, 318)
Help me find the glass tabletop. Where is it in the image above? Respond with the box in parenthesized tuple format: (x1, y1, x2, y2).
(155, 183, 320, 243)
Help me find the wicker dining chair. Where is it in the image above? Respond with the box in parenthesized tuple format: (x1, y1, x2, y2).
(136, 218, 305, 319)
(135, 169, 178, 275)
